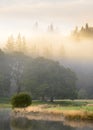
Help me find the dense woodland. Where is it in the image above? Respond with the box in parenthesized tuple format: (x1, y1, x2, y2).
(0, 50, 77, 101)
(0, 23, 93, 100)
(0, 49, 93, 100)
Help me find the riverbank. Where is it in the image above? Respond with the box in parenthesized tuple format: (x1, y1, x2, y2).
(12, 100, 93, 121)
(1, 99, 93, 120)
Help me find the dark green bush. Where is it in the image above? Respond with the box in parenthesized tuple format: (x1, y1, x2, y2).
(11, 93, 32, 108)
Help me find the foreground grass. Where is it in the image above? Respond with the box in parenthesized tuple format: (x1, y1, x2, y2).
(32, 99, 93, 112)
(43, 100, 93, 120)
(12, 99, 93, 121)
(0, 103, 11, 108)
(0, 97, 11, 108)
(1, 98, 93, 120)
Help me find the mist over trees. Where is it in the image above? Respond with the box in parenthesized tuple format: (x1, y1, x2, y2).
(4, 33, 65, 59)
(72, 23, 93, 40)
(5, 34, 27, 54)
(0, 23, 93, 100)
(23, 57, 77, 101)
(59, 59, 93, 99)
(0, 50, 77, 100)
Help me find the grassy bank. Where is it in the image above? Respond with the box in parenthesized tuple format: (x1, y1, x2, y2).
(1, 98, 93, 120)
(0, 97, 11, 108)
(12, 99, 93, 120)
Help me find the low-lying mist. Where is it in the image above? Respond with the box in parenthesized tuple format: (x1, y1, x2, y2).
(24, 32, 93, 61)
(25, 32, 93, 99)
(2, 30, 93, 99)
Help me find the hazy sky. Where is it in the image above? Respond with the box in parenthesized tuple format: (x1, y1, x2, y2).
(0, 0, 93, 42)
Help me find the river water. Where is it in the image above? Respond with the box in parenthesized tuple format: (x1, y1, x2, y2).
(0, 109, 93, 130)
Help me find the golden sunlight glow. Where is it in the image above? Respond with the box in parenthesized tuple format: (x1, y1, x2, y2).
(0, 0, 92, 60)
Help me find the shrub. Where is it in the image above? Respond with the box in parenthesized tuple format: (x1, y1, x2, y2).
(11, 93, 32, 108)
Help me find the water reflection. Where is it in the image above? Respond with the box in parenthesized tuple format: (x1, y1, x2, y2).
(64, 120, 93, 128)
(0, 109, 93, 130)
(0, 109, 11, 130)
(11, 117, 75, 130)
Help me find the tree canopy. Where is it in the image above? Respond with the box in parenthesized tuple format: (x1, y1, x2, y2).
(23, 57, 77, 101)
(11, 92, 32, 108)
(0, 51, 77, 100)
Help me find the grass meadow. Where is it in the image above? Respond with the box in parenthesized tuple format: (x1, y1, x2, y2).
(1, 98, 93, 120)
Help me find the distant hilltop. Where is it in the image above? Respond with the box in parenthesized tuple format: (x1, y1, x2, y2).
(72, 23, 93, 39)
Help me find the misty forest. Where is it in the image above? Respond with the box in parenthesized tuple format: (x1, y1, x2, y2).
(1, 1, 93, 130)
(0, 40, 77, 101)
(0, 23, 93, 100)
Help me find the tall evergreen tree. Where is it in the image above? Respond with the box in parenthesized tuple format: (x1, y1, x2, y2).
(6, 35, 15, 53)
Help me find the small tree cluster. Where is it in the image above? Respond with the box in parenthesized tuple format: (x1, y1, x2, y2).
(11, 92, 32, 108)
(5, 34, 27, 53)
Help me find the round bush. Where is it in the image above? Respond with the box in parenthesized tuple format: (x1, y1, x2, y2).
(11, 93, 32, 108)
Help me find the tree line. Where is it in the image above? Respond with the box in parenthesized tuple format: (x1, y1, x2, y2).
(0, 50, 77, 101)
(4, 32, 65, 59)
(72, 23, 93, 39)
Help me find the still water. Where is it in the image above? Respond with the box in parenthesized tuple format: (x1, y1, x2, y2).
(0, 109, 93, 130)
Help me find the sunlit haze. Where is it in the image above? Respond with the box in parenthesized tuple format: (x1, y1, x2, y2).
(0, 0, 93, 60)
(1, 1, 93, 123)
(0, 0, 93, 39)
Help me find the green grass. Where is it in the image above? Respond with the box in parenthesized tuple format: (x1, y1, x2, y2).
(32, 99, 91, 107)
(0, 103, 11, 108)
(32, 99, 93, 107)
(52, 100, 87, 106)
(32, 100, 48, 105)
(0, 97, 10, 104)
(0, 98, 92, 120)
(30, 100, 93, 120)
(1, 98, 93, 116)
(0, 98, 93, 107)
(83, 106, 93, 111)
(47, 106, 82, 111)
(31, 100, 93, 120)
(39, 100, 93, 112)
(0, 97, 11, 108)
(46, 105, 93, 112)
